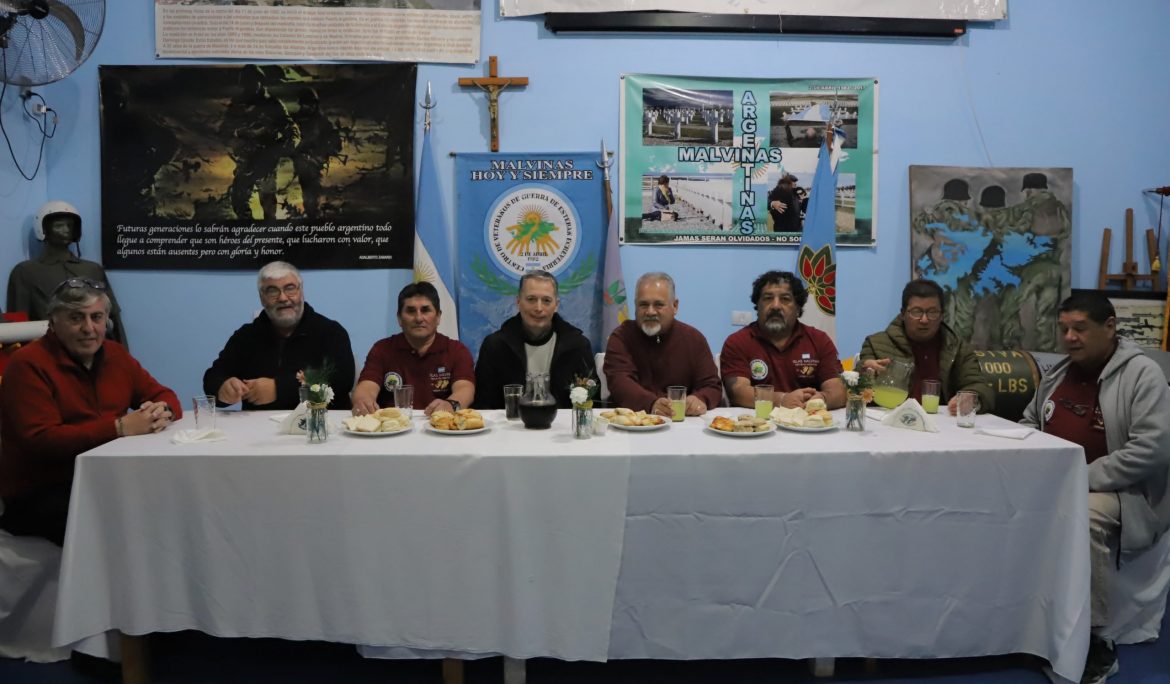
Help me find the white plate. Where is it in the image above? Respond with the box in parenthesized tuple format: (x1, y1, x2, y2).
(343, 425, 412, 437)
(705, 424, 775, 437)
(425, 423, 490, 436)
(776, 422, 838, 433)
(609, 420, 670, 432)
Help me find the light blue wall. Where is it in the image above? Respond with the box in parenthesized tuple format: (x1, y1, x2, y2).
(3, 0, 1169, 403)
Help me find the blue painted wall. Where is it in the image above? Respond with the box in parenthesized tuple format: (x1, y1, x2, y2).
(3, 0, 1169, 403)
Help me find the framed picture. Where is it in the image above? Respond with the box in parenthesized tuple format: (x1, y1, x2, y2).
(1072, 289, 1167, 351)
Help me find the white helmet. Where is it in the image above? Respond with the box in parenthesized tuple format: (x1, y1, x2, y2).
(34, 200, 82, 242)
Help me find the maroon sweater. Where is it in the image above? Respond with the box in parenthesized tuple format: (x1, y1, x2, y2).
(604, 320, 722, 413)
(0, 332, 180, 498)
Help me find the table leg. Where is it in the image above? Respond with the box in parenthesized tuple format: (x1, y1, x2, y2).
(810, 657, 835, 677)
(120, 633, 151, 684)
(441, 658, 464, 684)
(503, 656, 527, 684)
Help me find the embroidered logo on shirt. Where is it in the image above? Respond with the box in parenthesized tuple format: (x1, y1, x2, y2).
(750, 359, 768, 380)
(431, 371, 452, 395)
(794, 358, 819, 378)
(383, 372, 403, 392)
(1042, 399, 1055, 423)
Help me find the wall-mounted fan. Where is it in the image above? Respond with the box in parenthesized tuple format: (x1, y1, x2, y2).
(0, 0, 104, 86)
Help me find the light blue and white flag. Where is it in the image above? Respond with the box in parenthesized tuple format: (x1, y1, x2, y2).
(414, 127, 459, 338)
(796, 139, 840, 342)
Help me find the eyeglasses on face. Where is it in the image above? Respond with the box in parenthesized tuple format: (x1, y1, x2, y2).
(262, 283, 301, 299)
(905, 308, 942, 321)
(54, 277, 107, 294)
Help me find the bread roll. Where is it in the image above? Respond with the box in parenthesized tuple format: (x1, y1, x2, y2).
(805, 398, 827, 412)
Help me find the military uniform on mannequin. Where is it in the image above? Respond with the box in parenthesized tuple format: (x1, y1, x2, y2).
(6, 201, 128, 347)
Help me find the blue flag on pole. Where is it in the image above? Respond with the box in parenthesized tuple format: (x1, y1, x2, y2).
(796, 140, 839, 341)
(414, 128, 459, 338)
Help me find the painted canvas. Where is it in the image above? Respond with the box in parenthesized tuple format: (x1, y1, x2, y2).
(909, 166, 1072, 352)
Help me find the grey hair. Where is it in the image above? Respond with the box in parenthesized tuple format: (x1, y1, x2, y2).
(257, 261, 303, 291)
(518, 269, 559, 298)
(46, 284, 110, 319)
(635, 272, 676, 300)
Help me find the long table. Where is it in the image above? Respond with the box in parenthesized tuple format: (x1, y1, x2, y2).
(53, 408, 1090, 680)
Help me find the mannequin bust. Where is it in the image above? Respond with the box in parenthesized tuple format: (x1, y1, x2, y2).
(6, 201, 128, 346)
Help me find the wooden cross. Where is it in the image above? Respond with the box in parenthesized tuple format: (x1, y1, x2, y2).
(458, 56, 529, 152)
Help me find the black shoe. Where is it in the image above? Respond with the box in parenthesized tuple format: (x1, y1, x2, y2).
(1080, 635, 1118, 684)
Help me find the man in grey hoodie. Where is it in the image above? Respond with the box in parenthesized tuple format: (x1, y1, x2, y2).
(1022, 291, 1170, 684)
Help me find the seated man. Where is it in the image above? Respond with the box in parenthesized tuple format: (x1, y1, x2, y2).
(604, 272, 721, 417)
(475, 270, 595, 409)
(203, 261, 354, 410)
(1022, 292, 1170, 684)
(859, 279, 993, 414)
(352, 281, 474, 416)
(721, 270, 845, 410)
(0, 279, 179, 545)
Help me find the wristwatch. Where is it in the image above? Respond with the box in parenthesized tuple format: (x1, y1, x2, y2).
(448, 400, 462, 412)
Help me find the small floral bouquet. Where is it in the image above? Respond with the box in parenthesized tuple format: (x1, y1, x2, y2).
(300, 361, 336, 407)
(569, 373, 598, 409)
(840, 369, 874, 403)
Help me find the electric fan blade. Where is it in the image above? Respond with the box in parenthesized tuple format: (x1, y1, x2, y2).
(47, 0, 85, 61)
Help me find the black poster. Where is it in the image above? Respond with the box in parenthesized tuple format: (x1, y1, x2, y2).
(100, 63, 416, 270)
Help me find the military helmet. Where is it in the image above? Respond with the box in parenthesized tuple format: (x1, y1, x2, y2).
(942, 179, 970, 201)
(35, 200, 82, 242)
(1022, 172, 1048, 191)
(979, 185, 1006, 209)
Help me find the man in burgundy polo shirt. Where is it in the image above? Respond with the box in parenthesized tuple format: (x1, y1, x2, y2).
(351, 281, 474, 416)
(720, 270, 845, 410)
(1022, 292, 1170, 684)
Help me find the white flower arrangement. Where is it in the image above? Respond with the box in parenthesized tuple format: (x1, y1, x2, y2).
(570, 386, 590, 407)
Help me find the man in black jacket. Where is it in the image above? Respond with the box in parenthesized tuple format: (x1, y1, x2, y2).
(474, 270, 596, 409)
(203, 261, 354, 410)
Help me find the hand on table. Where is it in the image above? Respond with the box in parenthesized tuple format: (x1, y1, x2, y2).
(650, 397, 673, 417)
(243, 378, 277, 406)
(779, 387, 817, 408)
(217, 377, 248, 405)
(684, 395, 707, 416)
(120, 403, 173, 436)
(425, 399, 454, 416)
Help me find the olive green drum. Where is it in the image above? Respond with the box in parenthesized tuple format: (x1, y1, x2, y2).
(974, 350, 1061, 422)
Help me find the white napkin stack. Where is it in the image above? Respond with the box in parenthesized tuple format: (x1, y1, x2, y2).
(172, 428, 227, 444)
(880, 399, 939, 433)
(278, 402, 311, 435)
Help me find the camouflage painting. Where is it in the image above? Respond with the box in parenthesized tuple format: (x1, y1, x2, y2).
(909, 165, 1073, 352)
(99, 63, 416, 270)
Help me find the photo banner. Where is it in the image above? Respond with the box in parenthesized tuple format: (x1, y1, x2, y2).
(619, 74, 877, 247)
(455, 152, 606, 359)
(100, 64, 416, 270)
(502, 0, 1005, 19)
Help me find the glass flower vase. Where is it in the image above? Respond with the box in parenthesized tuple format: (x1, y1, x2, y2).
(845, 394, 866, 432)
(307, 403, 329, 444)
(573, 405, 593, 440)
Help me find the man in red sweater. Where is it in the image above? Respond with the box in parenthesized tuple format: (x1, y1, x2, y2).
(603, 272, 722, 416)
(0, 278, 179, 545)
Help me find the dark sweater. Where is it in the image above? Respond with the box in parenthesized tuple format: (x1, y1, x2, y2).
(474, 313, 596, 409)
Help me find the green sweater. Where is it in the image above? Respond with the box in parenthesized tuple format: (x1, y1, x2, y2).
(859, 316, 994, 412)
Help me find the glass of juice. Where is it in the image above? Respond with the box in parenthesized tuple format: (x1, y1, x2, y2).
(921, 379, 940, 414)
(667, 385, 687, 422)
(754, 384, 774, 419)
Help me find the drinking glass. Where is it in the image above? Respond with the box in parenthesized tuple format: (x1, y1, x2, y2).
(754, 384, 774, 419)
(193, 395, 216, 431)
(503, 384, 523, 421)
(667, 386, 686, 422)
(393, 385, 414, 418)
(921, 379, 941, 414)
(956, 390, 979, 428)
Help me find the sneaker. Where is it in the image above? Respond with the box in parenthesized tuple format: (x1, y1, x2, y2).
(1080, 634, 1118, 684)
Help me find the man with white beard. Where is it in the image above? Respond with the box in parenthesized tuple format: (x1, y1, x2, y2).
(603, 272, 722, 417)
(720, 270, 846, 410)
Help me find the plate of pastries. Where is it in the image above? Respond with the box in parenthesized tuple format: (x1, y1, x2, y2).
(599, 408, 669, 431)
(426, 408, 488, 434)
(770, 398, 837, 432)
(706, 414, 775, 437)
(342, 408, 412, 436)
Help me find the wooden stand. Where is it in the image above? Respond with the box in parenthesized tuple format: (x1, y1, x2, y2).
(1098, 208, 1159, 290)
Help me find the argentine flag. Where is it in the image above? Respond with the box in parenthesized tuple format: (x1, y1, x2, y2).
(414, 127, 459, 339)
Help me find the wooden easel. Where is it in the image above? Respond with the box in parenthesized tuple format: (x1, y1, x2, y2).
(1098, 208, 1160, 290)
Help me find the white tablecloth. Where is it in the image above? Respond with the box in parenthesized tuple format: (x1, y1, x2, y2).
(53, 409, 1090, 680)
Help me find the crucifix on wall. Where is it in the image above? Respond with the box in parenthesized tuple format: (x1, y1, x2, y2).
(458, 56, 529, 152)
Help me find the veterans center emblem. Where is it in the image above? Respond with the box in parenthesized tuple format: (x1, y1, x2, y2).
(485, 184, 580, 276)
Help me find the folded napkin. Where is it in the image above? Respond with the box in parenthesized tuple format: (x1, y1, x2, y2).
(172, 428, 227, 443)
(976, 427, 1033, 440)
(880, 399, 939, 433)
(278, 402, 310, 435)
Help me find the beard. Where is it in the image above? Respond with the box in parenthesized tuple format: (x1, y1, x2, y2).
(640, 320, 662, 337)
(761, 313, 788, 337)
(267, 302, 303, 330)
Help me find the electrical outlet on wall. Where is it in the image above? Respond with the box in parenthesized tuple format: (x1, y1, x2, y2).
(731, 310, 754, 326)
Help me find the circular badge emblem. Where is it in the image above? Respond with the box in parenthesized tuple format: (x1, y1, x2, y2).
(1042, 399, 1055, 423)
(484, 184, 580, 277)
(749, 359, 768, 380)
(383, 372, 403, 393)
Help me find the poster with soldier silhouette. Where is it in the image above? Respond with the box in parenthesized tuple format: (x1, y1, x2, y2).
(909, 165, 1073, 352)
(99, 63, 415, 270)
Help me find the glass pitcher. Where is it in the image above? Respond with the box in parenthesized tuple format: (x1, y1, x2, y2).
(872, 358, 913, 409)
(519, 373, 557, 429)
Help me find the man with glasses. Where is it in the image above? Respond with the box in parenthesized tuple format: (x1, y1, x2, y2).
(1022, 292, 1170, 684)
(0, 278, 179, 545)
(203, 261, 354, 410)
(859, 279, 992, 414)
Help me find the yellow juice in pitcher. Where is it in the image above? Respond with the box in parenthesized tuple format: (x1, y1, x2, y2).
(873, 386, 909, 409)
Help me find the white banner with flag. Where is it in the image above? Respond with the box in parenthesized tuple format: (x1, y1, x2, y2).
(796, 139, 839, 342)
(415, 129, 459, 339)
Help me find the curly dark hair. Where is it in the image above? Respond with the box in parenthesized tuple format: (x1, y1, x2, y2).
(750, 271, 807, 316)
